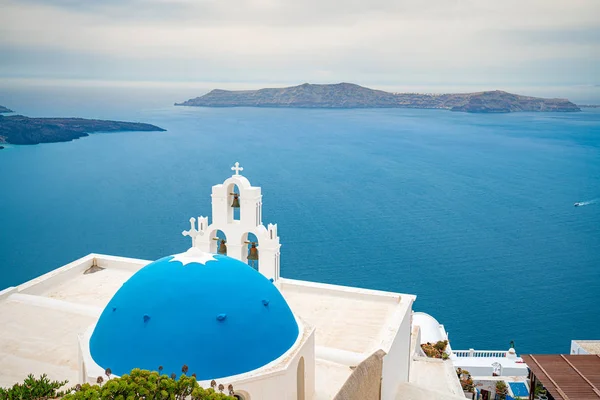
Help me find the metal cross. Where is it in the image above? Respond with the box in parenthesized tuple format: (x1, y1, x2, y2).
(231, 162, 244, 176)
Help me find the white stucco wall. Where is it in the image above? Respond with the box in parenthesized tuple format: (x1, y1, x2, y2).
(571, 341, 589, 354)
(225, 330, 315, 400)
(381, 296, 414, 400)
(570, 340, 600, 355)
(453, 364, 526, 377)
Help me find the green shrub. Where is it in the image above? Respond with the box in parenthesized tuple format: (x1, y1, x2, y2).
(0, 374, 68, 400)
(534, 380, 547, 397)
(495, 380, 508, 400)
(433, 340, 449, 351)
(63, 369, 235, 400)
(1, 368, 236, 400)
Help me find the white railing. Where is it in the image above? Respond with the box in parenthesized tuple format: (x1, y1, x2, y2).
(453, 349, 508, 358)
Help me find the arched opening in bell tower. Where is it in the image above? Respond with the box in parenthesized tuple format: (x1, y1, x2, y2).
(227, 183, 241, 222)
(241, 232, 259, 270)
(209, 229, 228, 255)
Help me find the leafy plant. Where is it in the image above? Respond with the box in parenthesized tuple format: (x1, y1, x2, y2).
(62, 368, 236, 400)
(433, 340, 448, 351)
(495, 380, 508, 400)
(534, 380, 547, 397)
(1, 367, 236, 400)
(456, 368, 474, 393)
(0, 374, 68, 400)
(421, 340, 449, 359)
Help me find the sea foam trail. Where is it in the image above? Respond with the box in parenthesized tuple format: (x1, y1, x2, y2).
(576, 199, 598, 206)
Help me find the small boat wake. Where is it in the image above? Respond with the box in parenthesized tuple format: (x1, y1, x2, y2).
(574, 199, 598, 207)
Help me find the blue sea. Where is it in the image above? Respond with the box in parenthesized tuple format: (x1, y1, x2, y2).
(1, 84, 599, 355)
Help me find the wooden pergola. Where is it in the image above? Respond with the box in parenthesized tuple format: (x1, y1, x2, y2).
(522, 354, 600, 400)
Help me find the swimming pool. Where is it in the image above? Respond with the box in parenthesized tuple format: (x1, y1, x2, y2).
(509, 382, 529, 397)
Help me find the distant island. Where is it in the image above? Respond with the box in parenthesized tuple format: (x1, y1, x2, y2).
(0, 105, 13, 113)
(176, 83, 581, 113)
(0, 114, 165, 145)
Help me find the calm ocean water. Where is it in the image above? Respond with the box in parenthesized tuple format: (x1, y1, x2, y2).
(0, 85, 599, 354)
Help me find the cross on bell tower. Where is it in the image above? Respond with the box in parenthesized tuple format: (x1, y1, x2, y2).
(182, 163, 282, 281)
(231, 162, 244, 176)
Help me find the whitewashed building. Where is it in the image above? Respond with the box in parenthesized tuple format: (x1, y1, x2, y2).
(1, 163, 480, 400)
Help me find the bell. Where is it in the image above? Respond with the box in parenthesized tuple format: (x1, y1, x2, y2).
(218, 239, 227, 255)
(247, 243, 259, 261)
(231, 193, 240, 208)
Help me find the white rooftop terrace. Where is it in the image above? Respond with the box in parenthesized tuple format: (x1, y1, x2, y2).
(279, 278, 407, 356)
(0, 253, 418, 399)
(450, 349, 528, 377)
(571, 339, 600, 355)
(0, 254, 147, 388)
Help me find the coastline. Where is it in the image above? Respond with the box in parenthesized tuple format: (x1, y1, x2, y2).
(0, 114, 166, 145)
(176, 83, 582, 113)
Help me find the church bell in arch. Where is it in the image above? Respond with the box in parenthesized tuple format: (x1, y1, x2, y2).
(247, 242, 258, 261)
(230, 193, 240, 208)
(213, 238, 227, 255)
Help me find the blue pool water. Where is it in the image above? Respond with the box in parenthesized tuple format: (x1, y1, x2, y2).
(0, 85, 599, 354)
(509, 382, 529, 397)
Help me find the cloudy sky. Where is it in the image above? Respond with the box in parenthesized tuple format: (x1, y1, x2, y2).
(0, 0, 598, 90)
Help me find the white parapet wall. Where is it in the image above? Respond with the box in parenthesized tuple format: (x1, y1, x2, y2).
(450, 348, 528, 377)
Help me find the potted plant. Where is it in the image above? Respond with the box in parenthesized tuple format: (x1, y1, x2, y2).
(420, 340, 450, 359)
(495, 380, 508, 400)
(456, 369, 475, 393)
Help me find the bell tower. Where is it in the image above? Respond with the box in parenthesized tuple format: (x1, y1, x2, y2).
(183, 162, 282, 281)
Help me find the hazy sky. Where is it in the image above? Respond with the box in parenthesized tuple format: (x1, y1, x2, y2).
(0, 0, 598, 89)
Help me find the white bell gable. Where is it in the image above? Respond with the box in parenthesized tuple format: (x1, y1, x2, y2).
(183, 162, 282, 281)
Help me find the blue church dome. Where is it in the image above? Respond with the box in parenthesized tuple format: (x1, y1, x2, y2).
(89, 249, 299, 379)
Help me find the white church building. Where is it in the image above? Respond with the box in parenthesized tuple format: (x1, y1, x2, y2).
(0, 163, 482, 400)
